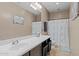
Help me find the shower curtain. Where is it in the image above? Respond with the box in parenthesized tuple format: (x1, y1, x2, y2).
(48, 19, 69, 50)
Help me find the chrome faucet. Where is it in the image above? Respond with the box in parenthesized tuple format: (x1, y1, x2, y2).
(12, 40, 19, 45)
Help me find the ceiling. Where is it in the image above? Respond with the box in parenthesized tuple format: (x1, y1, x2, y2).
(41, 2, 70, 12)
(15, 2, 70, 15)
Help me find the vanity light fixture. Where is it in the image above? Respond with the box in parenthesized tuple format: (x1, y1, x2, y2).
(56, 2, 59, 5)
(30, 3, 37, 10)
(34, 2, 42, 9)
(30, 2, 42, 10)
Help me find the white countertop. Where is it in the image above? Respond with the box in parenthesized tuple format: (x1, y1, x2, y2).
(0, 35, 50, 56)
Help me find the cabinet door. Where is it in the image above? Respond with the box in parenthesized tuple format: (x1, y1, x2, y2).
(42, 45, 48, 56)
(30, 44, 42, 56)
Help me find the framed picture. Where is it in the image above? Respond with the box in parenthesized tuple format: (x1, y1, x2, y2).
(13, 16, 24, 25)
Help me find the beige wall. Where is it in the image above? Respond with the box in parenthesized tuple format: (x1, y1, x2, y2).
(32, 6, 49, 22)
(36, 14, 41, 22)
(69, 3, 79, 55)
(70, 17, 79, 55)
(49, 10, 69, 20)
(0, 2, 35, 40)
(33, 14, 41, 22)
(41, 7, 49, 22)
(35, 10, 69, 22)
(35, 8, 69, 22)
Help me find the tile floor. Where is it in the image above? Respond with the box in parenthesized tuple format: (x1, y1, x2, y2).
(49, 48, 71, 56)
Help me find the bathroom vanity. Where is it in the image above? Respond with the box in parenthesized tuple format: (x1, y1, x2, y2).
(23, 37, 51, 56)
(0, 35, 51, 56)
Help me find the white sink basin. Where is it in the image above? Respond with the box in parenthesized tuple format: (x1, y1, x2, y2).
(9, 42, 29, 51)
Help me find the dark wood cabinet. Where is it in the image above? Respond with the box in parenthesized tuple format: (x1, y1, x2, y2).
(30, 44, 42, 56)
(42, 38, 51, 56)
(22, 38, 51, 56)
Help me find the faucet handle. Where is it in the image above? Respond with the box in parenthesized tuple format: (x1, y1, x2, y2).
(12, 40, 19, 45)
